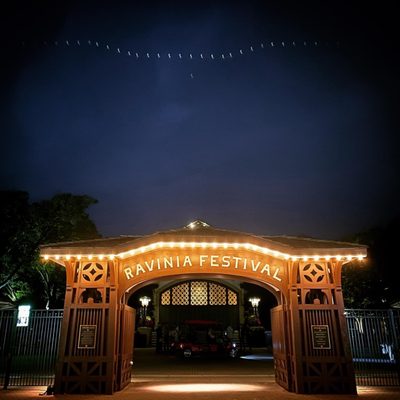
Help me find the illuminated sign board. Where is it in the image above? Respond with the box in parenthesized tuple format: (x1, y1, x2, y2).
(17, 305, 31, 327)
(123, 254, 282, 282)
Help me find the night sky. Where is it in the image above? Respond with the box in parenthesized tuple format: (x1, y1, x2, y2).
(1, 1, 399, 239)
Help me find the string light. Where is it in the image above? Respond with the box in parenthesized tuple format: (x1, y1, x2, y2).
(14, 38, 339, 64)
(41, 241, 366, 263)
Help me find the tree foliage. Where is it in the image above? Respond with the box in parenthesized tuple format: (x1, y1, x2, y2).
(342, 217, 400, 308)
(32, 193, 99, 244)
(0, 191, 39, 291)
(0, 191, 100, 308)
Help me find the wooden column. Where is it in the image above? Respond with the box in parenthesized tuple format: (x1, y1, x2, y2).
(54, 259, 119, 394)
(286, 260, 356, 394)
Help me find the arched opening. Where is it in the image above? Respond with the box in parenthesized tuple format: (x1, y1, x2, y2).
(123, 274, 280, 379)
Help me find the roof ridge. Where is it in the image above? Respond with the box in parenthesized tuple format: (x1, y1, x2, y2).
(40, 235, 141, 247)
(265, 235, 367, 247)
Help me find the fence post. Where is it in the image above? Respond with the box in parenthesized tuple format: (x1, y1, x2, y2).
(2, 310, 17, 390)
(388, 309, 400, 384)
(3, 352, 12, 390)
(388, 309, 399, 353)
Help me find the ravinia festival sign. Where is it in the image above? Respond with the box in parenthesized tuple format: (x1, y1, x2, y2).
(123, 253, 282, 281)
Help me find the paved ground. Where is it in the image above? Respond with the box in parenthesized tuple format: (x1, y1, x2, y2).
(1, 348, 400, 399)
(132, 347, 275, 377)
(2, 382, 400, 400)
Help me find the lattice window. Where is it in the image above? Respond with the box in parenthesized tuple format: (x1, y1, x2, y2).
(191, 281, 208, 305)
(172, 283, 189, 305)
(302, 263, 325, 283)
(209, 283, 226, 305)
(162, 281, 237, 306)
(81, 263, 105, 283)
(161, 290, 171, 305)
(227, 289, 238, 305)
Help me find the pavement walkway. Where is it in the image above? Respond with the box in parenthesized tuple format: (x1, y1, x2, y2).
(1, 348, 399, 399)
(1, 381, 400, 400)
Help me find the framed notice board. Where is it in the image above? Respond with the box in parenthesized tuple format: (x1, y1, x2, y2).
(311, 325, 331, 349)
(78, 325, 97, 349)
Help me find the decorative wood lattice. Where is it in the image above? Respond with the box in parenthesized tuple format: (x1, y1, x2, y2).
(171, 283, 189, 305)
(302, 263, 325, 283)
(77, 262, 108, 287)
(209, 283, 226, 305)
(227, 289, 237, 305)
(161, 281, 238, 306)
(161, 290, 170, 305)
(191, 281, 208, 305)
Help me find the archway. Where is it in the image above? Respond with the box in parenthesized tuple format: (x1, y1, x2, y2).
(40, 221, 367, 394)
(124, 275, 277, 383)
(125, 275, 279, 381)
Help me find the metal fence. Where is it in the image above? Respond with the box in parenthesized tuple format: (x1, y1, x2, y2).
(0, 309, 63, 388)
(345, 309, 400, 386)
(0, 308, 399, 387)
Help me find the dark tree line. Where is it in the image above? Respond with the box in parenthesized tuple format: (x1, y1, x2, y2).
(341, 217, 400, 309)
(0, 191, 99, 309)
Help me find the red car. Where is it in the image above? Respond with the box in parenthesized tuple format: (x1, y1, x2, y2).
(171, 320, 238, 358)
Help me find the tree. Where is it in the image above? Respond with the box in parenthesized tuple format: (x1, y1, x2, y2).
(32, 193, 99, 244)
(341, 218, 400, 308)
(31, 262, 67, 309)
(0, 191, 39, 292)
(0, 191, 100, 308)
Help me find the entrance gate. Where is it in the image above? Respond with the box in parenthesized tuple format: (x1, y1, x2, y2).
(0, 309, 63, 388)
(271, 305, 289, 390)
(40, 221, 367, 394)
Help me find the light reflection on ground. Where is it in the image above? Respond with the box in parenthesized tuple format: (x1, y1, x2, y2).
(145, 383, 264, 392)
(240, 354, 274, 360)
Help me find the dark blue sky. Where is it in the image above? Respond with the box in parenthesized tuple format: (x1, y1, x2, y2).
(1, 1, 399, 239)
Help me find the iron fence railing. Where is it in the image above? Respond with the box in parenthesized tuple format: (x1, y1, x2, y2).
(345, 308, 400, 386)
(0, 309, 63, 388)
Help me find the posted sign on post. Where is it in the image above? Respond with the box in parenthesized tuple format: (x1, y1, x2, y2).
(78, 325, 97, 349)
(311, 325, 331, 349)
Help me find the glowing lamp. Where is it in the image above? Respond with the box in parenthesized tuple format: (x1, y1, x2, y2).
(249, 297, 260, 308)
(139, 296, 151, 308)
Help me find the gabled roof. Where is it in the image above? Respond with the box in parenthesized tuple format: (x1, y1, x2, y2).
(262, 235, 363, 250)
(40, 221, 367, 261)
